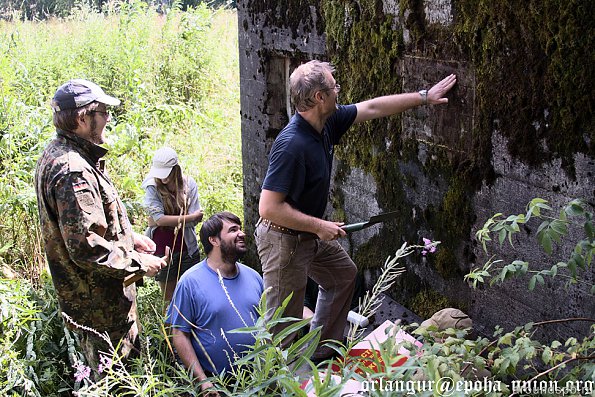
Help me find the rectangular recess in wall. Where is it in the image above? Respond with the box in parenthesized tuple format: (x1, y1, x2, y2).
(264, 55, 314, 139)
(264, 56, 291, 139)
(401, 56, 475, 163)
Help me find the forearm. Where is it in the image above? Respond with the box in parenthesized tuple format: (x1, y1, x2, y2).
(155, 213, 196, 227)
(260, 199, 324, 234)
(67, 236, 145, 278)
(172, 330, 209, 381)
(355, 92, 422, 123)
(355, 74, 457, 123)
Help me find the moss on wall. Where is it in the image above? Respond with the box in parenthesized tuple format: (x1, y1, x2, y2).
(453, 0, 594, 174)
(320, 0, 477, 282)
(246, 0, 325, 38)
(408, 288, 451, 319)
(317, 0, 592, 316)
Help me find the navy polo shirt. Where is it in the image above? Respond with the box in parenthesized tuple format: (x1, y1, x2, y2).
(262, 104, 357, 218)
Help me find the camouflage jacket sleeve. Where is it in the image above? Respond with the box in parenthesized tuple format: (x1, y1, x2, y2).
(53, 169, 147, 279)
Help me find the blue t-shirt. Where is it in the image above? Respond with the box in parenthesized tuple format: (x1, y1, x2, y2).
(262, 104, 357, 218)
(166, 259, 263, 373)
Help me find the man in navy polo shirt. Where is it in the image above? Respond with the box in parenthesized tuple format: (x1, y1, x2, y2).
(255, 60, 456, 362)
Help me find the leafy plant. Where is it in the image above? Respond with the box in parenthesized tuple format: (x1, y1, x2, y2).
(466, 198, 594, 293)
(1, 2, 241, 394)
(0, 275, 76, 396)
(0, 1, 242, 277)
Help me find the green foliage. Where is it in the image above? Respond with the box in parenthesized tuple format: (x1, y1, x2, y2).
(214, 293, 322, 396)
(0, 0, 235, 21)
(0, 275, 76, 396)
(1, 3, 241, 393)
(466, 198, 594, 294)
(0, 1, 242, 275)
(2, 220, 594, 395)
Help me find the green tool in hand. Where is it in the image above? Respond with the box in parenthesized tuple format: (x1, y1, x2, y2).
(341, 211, 399, 233)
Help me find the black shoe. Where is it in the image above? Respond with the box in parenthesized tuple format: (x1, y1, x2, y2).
(311, 350, 341, 366)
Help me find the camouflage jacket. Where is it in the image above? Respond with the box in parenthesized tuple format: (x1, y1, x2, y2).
(35, 129, 147, 339)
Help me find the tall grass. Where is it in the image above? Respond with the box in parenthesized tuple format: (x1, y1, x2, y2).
(0, 1, 241, 278)
(1, 3, 242, 394)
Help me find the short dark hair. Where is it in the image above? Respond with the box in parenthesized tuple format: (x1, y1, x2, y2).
(199, 211, 242, 256)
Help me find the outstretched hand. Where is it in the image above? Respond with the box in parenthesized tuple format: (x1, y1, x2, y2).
(427, 74, 457, 105)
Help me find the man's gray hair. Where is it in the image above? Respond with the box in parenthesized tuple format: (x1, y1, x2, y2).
(290, 60, 335, 112)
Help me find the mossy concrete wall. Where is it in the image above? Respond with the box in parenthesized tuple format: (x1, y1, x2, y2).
(237, 0, 594, 338)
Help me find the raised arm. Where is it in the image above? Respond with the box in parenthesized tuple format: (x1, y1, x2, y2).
(354, 74, 457, 123)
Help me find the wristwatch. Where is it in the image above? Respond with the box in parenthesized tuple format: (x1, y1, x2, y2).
(418, 89, 428, 105)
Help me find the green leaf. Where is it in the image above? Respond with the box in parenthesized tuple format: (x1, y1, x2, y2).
(498, 228, 507, 245)
(565, 201, 585, 217)
(512, 260, 528, 275)
(493, 223, 505, 232)
(550, 264, 557, 277)
(529, 276, 537, 291)
(536, 220, 550, 235)
(273, 318, 313, 344)
(528, 198, 549, 217)
(567, 259, 577, 277)
(541, 233, 553, 255)
(559, 209, 567, 222)
(585, 220, 594, 239)
(499, 334, 513, 346)
(505, 263, 517, 273)
(550, 230, 562, 244)
(536, 202, 553, 211)
(574, 253, 586, 269)
(550, 219, 568, 236)
(542, 347, 552, 364)
(499, 267, 508, 282)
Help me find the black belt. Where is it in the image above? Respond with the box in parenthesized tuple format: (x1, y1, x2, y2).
(258, 218, 318, 241)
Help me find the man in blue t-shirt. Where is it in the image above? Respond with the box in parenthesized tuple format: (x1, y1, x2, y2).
(167, 212, 263, 395)
(256, 60, 456, 362)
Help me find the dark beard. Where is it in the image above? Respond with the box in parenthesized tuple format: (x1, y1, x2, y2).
(220, 239, 246, 265)
(89, 117, 103, 144)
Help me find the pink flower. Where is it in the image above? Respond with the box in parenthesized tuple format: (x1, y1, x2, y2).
(422, 238, 437, 256)
(73, 361, 91, 382)
(98, 354, 113, 374)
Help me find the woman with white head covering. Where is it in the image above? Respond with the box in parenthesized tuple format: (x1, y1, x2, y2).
(142, 147, 203, 301)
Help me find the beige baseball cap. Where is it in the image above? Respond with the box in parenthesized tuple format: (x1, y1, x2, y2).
(141, 147, 179, 188)
(420, 308, 472, 330)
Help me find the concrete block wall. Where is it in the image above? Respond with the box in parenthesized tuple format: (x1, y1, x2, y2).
(237, 0, 594, 338)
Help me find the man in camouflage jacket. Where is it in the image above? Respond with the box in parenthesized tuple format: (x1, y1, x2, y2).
(35, 79, 166, 373)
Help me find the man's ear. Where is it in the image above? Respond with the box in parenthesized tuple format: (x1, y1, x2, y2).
(314, 90, 325, 103)
(209, 235, 220, 248)
(75, 112, 87, 130)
